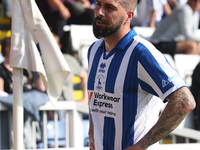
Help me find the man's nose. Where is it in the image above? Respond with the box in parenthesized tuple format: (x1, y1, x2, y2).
(96, 7, 105, 17)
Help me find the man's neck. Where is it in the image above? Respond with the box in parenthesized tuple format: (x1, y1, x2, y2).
(104, 28, 130, 52)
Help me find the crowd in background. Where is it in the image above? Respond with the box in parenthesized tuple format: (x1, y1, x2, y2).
(0, 0, 200, 148)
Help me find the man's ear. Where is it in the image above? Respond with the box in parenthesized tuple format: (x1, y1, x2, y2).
(127, 10, 134, 22)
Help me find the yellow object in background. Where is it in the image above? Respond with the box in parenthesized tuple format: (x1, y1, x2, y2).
(0, 18, 11, 24)
(0, 30, 11, 41)
(72, 76, 83, 101)
(74, 90, 83, 101)
(72, 76, 81, 84)
(0, 18, 12, 52)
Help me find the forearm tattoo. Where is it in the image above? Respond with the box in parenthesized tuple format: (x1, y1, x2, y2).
(138, 87, 195, 149)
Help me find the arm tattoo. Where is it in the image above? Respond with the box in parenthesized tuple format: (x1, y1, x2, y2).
(138, 87, 195, 149)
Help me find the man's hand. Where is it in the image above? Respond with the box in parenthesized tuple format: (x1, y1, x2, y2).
(58, 5, 71, 20)
(47, 0, 71, 20)
(89, 125, 95, 150)
(89, 110, 95, 150)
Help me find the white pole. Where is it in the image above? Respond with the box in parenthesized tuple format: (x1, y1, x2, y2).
(13, 68, 24, 150)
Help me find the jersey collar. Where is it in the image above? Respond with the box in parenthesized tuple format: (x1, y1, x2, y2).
(114, 29, 137, 50)
(100, 29, 137, 59)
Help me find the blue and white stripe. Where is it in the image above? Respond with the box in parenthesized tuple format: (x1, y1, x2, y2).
(87, 30, 186, 150)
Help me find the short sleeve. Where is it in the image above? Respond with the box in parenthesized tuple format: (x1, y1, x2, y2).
(137, 42, 187, 101)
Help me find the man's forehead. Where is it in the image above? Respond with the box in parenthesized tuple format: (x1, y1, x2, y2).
(96, 0, 121, 5)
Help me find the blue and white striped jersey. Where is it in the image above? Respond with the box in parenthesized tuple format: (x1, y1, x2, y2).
(87, 30, 186, 150)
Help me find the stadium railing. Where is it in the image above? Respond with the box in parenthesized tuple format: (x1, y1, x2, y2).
(1, 101, 200, 149)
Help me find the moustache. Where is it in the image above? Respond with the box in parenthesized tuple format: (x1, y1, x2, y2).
(95, 16, 108, 24)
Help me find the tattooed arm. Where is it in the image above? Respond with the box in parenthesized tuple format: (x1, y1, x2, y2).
(125, 87, 196, 150)
(89, 109, 95, 150)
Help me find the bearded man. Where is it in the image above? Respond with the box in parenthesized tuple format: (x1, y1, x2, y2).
(87, 0, 196, 150)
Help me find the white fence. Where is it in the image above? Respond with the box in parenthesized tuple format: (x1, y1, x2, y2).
(160, 143, 200, 150)
(34, 101, 89, 149)
(1, 101, 200, 150)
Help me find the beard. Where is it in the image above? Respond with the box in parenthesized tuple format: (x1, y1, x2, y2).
(93, 16, 125, 39)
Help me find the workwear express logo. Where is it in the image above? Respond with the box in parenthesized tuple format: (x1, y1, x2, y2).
(90, 92, 121, 116)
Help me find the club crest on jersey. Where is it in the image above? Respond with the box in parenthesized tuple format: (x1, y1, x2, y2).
(99, 63, 106, 73)
(95, 74, 105, 91)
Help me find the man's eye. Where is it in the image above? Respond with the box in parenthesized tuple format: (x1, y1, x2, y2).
(106, 5, 115, 10)
(96, 2, 101, 6)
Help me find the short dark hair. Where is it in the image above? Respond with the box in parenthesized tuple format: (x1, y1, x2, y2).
(119, 0, 138, 11)
(1, 37, 11, 57)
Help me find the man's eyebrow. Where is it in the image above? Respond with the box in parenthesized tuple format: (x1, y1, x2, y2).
(105, 3, 118, 9)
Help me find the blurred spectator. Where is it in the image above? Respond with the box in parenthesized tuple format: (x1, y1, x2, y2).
(35, 0, 94, 43)
(0, 37, 46, 94)
(1, 0, 12, 18)
(179, 0, 189, 5)
(52, 33, 88, 121)
(168, 0, 188, 10)
(150, 0, 200, 57)
(168, 0, 179, 9)
(199, 11, 200, 29)
(64, 0, 94, 25)
(190, 62, 200, 130)
(59, 54, 88, 103)
(52, 33, 88, 104)
(131, 0, 172, 28)
(0, 37, 46, 149)
(0, 52, 5, 64)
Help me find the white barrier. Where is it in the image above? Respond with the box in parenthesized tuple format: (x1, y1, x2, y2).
(1, 101, 200, 150)
(36, 101, 89, 149)
(174, 54, 200, 86)
(171, 127, 200, 143)
(69, 25, 96, 52)
(160, 143, 200, 150)
(2, 144, 200, 150)
(133, 26, 155, 40)
(36, 148, 89, 150)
